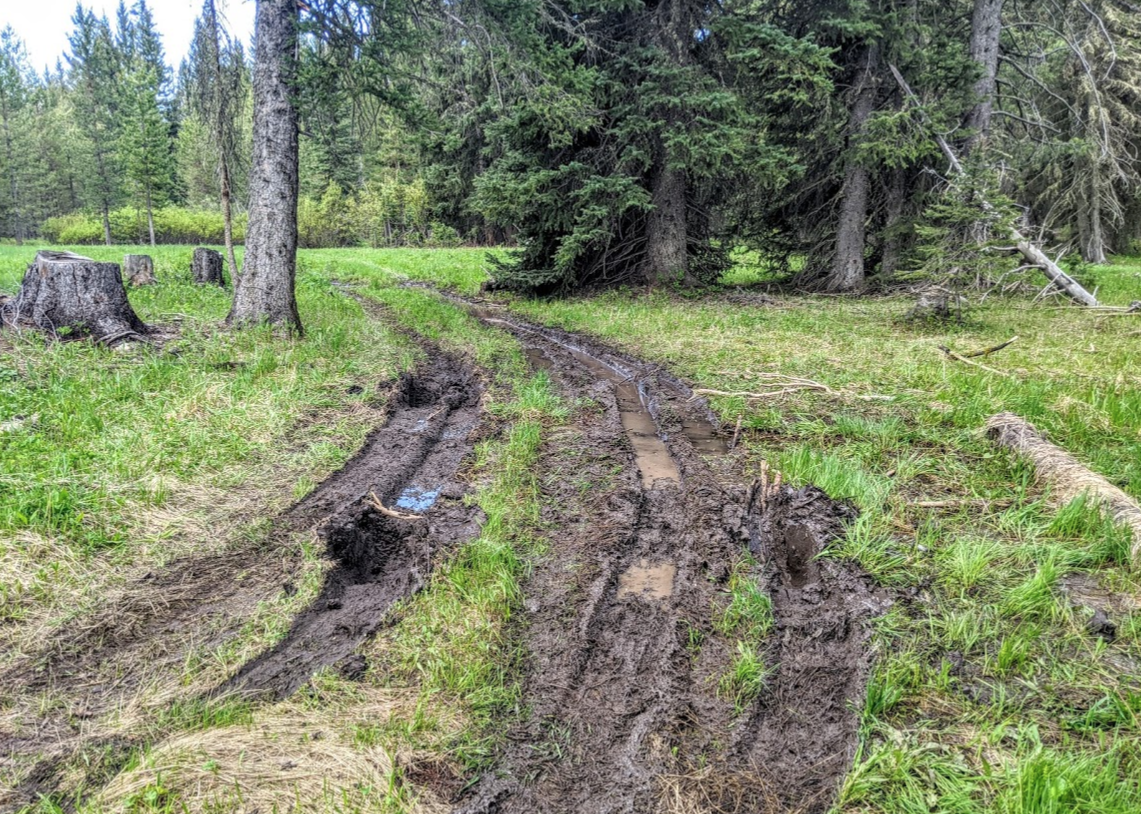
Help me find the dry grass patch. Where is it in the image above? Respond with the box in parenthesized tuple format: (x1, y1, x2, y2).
(92, 685, 456, 814)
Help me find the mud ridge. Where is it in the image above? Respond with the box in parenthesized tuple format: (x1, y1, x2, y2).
(444, 297, 889, 814)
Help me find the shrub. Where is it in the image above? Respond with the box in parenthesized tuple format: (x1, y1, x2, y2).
(41, 207, 248, 245)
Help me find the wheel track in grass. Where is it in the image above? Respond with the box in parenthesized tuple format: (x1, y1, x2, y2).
(0, 313, 486, 810)
(442, 297, 890, 814)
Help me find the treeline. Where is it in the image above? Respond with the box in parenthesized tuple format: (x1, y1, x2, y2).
(2, 0, 1140, 294)
(0, 1, 456, 250)
(370, 0, 1140, 293)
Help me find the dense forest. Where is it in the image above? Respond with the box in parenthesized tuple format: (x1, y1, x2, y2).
(0, 0, 1139, 294)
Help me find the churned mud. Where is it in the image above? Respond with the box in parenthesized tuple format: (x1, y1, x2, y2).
(0, 344, 483, 809)
(223, 355, 483, 698)
(1, 287, 887, 814)
(452, 302, 888, 814)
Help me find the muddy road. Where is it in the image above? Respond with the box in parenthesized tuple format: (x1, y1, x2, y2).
(0, 291, 886, 814)
(453, 302, 889, 814)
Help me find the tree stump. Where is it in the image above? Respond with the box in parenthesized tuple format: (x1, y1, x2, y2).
(192, 248, 225, 286)
(124, 254, 157, 286)
(0, 251, 147, 343)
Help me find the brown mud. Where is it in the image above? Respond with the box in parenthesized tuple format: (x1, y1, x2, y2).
(449, 301, 889, 814)
(0, 347, 483, 810)
(221, 354, 483, 699)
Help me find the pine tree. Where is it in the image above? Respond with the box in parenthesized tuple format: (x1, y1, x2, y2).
(0, 27, 32, 243)
(464, 0, 796, 293)
(118, 1, 175, 246)
(67, 5, 123, 246)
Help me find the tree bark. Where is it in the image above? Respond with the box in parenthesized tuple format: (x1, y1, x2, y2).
(646, 155, 690, 285)
(192, 247, 225, 286)
(145, 186, 156, 247)
(1, 251, 147, 341)
(124, 253, 157, 286)
(644, 0, 696, 287)
(964, 0, 1005, 151)
(1080, 163, 1108, 264)
(880, 167, 908, 279)
(227, 0, 301, 333)
(220, 159, 238, 283)
(101, 197, 112, 246)
(826, 47, 879, 292)
(987, 412, 1141, 569)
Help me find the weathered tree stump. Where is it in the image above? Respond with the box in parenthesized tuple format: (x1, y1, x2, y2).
(0, 251, 147, 343)
(124, 254, 157, 286)
(192, 248, 225, 286)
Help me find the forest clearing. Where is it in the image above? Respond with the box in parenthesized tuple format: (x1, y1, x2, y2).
(1, 245, 1139, 812)
(3, 0, 1141, 811)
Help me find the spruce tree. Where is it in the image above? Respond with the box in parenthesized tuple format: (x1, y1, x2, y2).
(467, 0, 795, 293)
(118, 1, 175, 246)
(67, 6, 123, 246)
(0, 27, 32, 244)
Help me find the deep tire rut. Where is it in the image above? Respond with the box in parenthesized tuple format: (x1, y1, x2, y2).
(222, 353, 484, 699)
(451, 301, 889, 814)
(0, 338, 484, 810)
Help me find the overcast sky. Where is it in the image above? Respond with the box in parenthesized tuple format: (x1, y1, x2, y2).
(2, 0, 256, 74)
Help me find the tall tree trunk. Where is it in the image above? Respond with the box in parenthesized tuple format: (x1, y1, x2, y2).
(1, 107, 23, 246)
(880, 167, 907, 279)
(228, 0, 302, 333)
(826, 47, 878, 292)
(146, 186, 156, 247)
(101, 201, 112, 246)
(220, 157, 238, 282)
(964, 0, 1005, 151)
(207, 0, 240, 284)
(646, 153, 689, 285)
(645, 0, 694, 286)
(1081, 162, 1108, 264)
(95, 145, 113, 246)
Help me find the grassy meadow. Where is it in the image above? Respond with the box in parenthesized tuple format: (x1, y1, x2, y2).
(2, 243, 1141, 812)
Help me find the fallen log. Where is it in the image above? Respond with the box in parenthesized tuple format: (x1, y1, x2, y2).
(986, 412, 1141, 568)
(888, 64, 1099, 307)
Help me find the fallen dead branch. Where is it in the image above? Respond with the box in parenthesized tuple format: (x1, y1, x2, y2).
(912, 498, 1014, 510)
(367, 490, 423, 521)
(986, 413, 1141, 568)
(692, 373, 892, 403)
(729, 415, 743, 450)
(937, 345, 1011, 377)
(960, 336, 1018, 358)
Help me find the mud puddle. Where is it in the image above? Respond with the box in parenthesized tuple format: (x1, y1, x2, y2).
(446, 297, 887, 814)
(617, 559, 677, 600)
